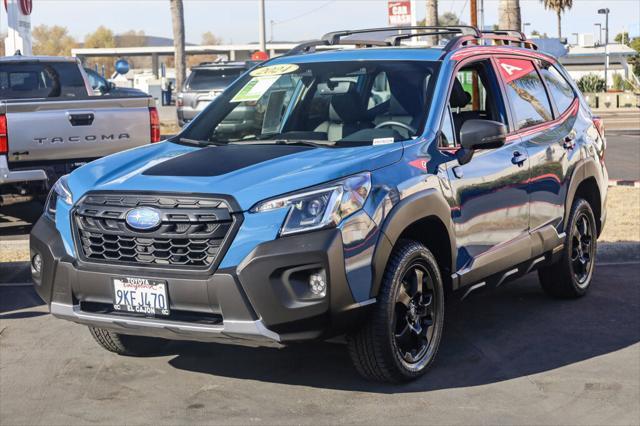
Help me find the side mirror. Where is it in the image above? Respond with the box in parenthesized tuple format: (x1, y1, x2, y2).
(456, 120, 507, 166)
(459, 119, 507, 151)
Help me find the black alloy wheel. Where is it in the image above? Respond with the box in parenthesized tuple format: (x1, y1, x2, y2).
(569, 212, 596, 287)
(394, 261, 437, 365)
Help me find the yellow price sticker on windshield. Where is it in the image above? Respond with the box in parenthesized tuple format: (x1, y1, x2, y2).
(250, 64, 299, 77)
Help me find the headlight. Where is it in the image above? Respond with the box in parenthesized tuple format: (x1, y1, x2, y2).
(251, 173, 371, 236)
(44, 175, 73, 219)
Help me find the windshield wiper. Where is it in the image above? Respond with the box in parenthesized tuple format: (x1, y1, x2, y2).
(176, 138, 225, 147)
(273, 139, 332, 148)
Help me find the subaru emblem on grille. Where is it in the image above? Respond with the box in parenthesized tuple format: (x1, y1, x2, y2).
(125, 207, 161, 231)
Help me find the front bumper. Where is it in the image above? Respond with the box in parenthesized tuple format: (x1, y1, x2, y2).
(0, 155, 48, 185)
(30, 216, 371, 346)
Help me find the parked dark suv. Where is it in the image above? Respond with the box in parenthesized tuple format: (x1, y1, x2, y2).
(31, 26, 607, 383)
(176, 61, 250, 126)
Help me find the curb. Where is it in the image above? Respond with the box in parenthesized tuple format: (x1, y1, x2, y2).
(596, 242, 640, 264)
(608, 179, 640, 188)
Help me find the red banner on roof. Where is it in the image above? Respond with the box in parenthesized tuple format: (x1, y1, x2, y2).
(495, 58, 535, 83)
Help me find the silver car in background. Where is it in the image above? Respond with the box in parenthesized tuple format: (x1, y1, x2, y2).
(176, 62, 249, 127)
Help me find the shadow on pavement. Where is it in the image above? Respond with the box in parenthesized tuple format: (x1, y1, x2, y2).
(0, 285, 44, 314)
(168, 263, 640, 393)
(0, 200, 43, 237)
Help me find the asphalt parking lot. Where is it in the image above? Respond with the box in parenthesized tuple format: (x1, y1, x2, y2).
(1, 262, 638, 425)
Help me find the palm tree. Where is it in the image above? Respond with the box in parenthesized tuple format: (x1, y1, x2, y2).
(170, 0, 186, 92)
(541, 0, 573, 39)
(499, 0, 521, 32)
(425, 0, 438, 46)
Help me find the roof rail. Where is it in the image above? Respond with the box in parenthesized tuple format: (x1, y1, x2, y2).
(285, 26, 538, 57)
(321, 26, 480, 45)
(285, 38, 391, 56)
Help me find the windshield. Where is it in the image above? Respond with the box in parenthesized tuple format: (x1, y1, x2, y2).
(181, 60, 439, 147)
(186, 68, 246, 91)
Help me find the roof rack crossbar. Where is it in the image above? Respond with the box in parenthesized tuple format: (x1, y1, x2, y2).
(321, 25, 481, 45)
(481, 30, 527, 41)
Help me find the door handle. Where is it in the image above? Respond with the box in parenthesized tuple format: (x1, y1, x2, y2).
(563, 134, 576, 150)
(68, 113, 95, 126)
(511, 151, 528, 166)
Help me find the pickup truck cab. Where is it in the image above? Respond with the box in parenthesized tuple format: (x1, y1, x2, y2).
(31, 27, 607, 383)
(0, 56, 159, 204)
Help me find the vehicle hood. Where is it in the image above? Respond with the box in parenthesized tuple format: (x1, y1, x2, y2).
(68, 140, 403, 211)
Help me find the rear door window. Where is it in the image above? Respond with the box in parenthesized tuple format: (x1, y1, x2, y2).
(539, 62, 576, 115)
(496, 58, 553, 130)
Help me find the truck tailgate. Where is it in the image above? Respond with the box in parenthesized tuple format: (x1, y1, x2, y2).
(3, 97, 153, 162)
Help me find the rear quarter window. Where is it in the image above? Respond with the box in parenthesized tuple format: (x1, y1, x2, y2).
(539, 62, 576, 114)
(496, 58, 553, 130)
(186, 68, 245, 91)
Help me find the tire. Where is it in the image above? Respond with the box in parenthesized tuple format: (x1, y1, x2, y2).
(88, 327, 168, 356)
(538, 198, 597, 298)
(348, 240, 445, 382)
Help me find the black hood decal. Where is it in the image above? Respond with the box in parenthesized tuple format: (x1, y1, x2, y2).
(143, 144, 313, 177)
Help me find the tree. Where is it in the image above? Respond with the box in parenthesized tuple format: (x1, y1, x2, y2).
(84, 26, 116, 49)
(439, 12, 460, 26)
(170, 0, 186, 92)
(499, 0, 521, 33)
(628, 37, 640, 78)
(32, 25, 77, 56)
(84, 26, 117, 76)
(425, 0, 438, 46)
(202, 31, 222, 46)
(541, 0, 573, 39)
(614, 32, 630, 46)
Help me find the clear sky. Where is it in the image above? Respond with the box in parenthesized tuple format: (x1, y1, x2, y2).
(2, 0, 639, 44)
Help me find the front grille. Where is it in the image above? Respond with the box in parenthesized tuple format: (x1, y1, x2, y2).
(73, 193, 240, 269)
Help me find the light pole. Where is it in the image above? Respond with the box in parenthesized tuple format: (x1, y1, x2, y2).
(598, 8, 610, 91)
(522, 22, 531, 35)
(594, 23, 602, 45)
(259, 0, 267, 53)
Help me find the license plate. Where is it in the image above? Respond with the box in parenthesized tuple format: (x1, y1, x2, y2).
(112, 277, 169, 316)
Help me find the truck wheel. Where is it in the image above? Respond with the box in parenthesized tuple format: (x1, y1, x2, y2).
(88, 327, 168, 356)
(538, 198, 597, 298)
(348, 240, 445, 382)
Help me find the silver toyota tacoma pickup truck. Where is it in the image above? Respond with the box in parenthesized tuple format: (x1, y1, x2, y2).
(0, 55, 160, 204)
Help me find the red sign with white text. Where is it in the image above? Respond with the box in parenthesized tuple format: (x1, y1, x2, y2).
(495, 58, 535, 83)
(388, 1, 412, 26)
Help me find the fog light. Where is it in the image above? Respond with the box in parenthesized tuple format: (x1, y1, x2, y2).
(309, 273, 326, 297)
(31, 253, 42, 274)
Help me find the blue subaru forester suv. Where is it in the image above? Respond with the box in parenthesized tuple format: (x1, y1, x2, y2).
(31, 26, 608, 382)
